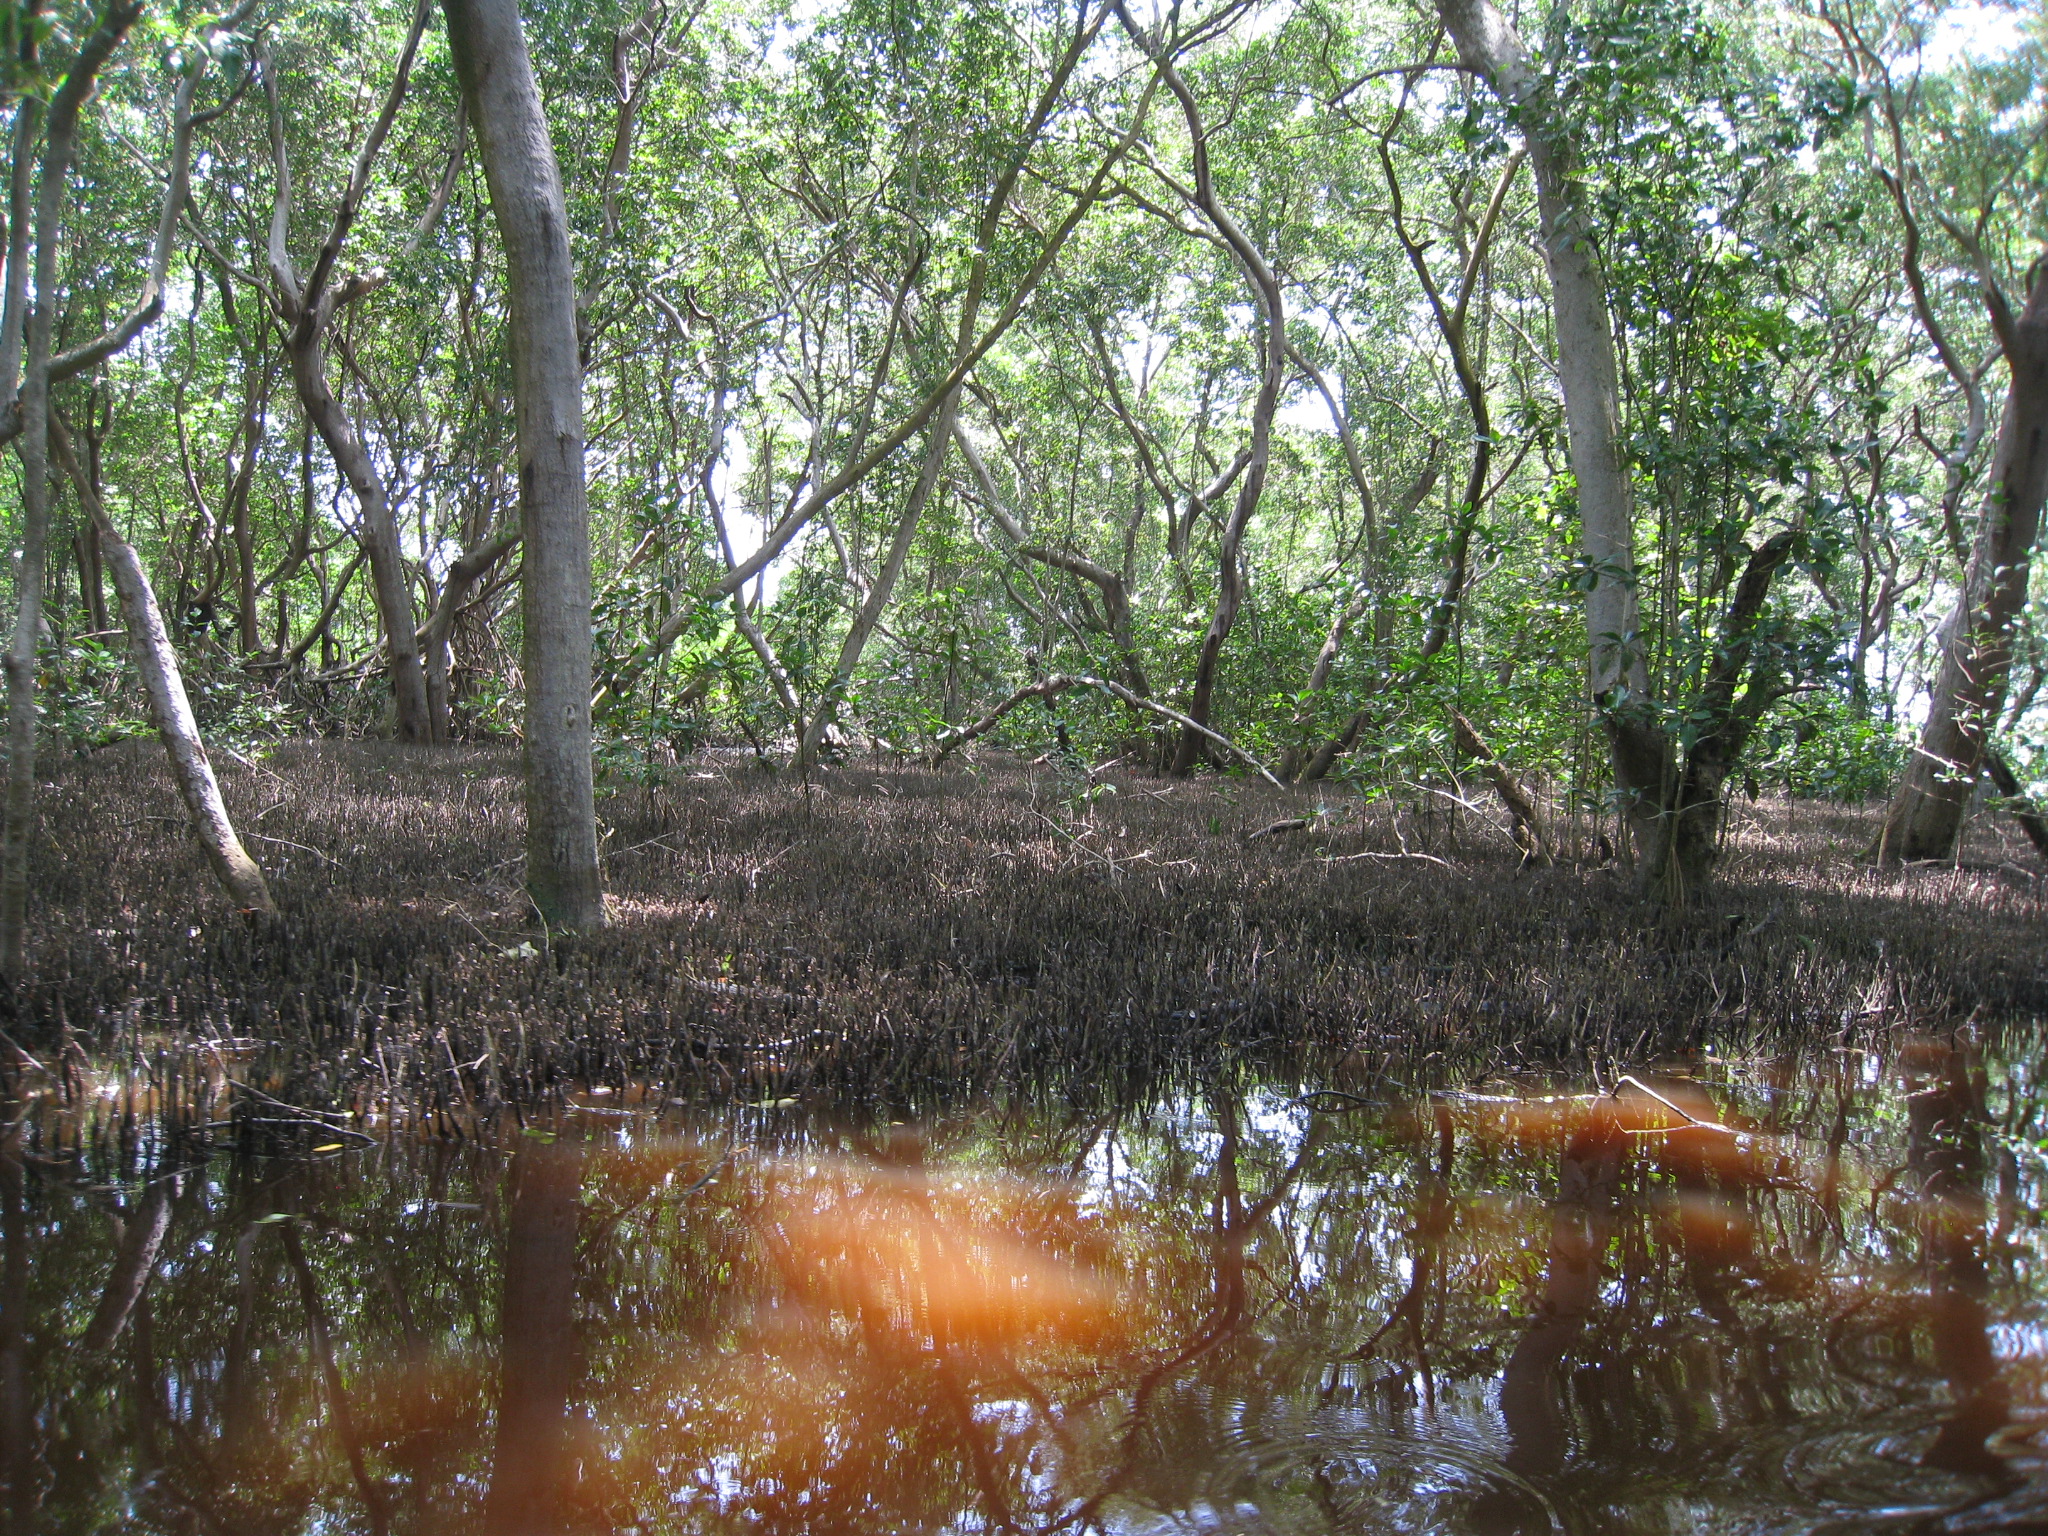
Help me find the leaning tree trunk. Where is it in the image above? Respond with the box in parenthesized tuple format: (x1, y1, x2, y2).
(1435, 0, 1677, 893)
(791, 37, 1101, 773)
(53, 422, 273, 911)
(445, 0, 605, 929)
(795, 394, 959, 770)
(286, 332, 434, 743)
(421, 525, 521, 742)
(1984, 749, 2048, 862)
(955, 419, 1153, 700)
(1454, 712, 1554, 865)
(258, 4, 435, 743)
(80, 1173, 180, 1352)
(1878, 261, 2048, 863)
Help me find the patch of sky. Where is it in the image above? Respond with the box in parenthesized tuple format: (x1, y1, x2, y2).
(1918, 1, 2031, 70)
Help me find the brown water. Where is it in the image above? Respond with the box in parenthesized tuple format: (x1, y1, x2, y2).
(5, 1032, 2047, 1534)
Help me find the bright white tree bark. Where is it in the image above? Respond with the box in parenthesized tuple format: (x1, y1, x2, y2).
(52, 421, 274, 913)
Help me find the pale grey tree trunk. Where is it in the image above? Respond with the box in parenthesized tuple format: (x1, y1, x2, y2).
(284, 331, 433, 740)
(700, 381, 803, 731)
(1113, 0, 1284, 776)
(1294, 457, 1442, 783)
(444, 0, 605, 929)
(1, 1, 144, 976)
(956, 419, 1153, 699)
(1878, 261, 2048, 863)
(1435, 0, 1681, 893)
(789, 21, 1109, 771)
(593, 46, 1158, 716)
(51, 421, 272, 911)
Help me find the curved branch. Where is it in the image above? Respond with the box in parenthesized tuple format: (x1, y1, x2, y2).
(935, 673, 1282, 787)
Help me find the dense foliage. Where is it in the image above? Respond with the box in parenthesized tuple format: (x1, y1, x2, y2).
(11, 0, 2046, 820)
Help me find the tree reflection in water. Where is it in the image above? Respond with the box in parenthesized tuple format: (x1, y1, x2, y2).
(1906, 1036, 2009, 1481)
(2, 1031, 2046, 1534)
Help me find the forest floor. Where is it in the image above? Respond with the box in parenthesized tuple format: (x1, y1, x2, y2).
(11, 739, 2045, 1127)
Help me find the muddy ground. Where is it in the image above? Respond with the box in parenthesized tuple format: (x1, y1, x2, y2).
(9, 740, 2044, 1125)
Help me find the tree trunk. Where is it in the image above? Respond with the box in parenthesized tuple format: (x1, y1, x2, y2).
(1878, 262, 2048, 863)
(1110, 3, 1285, 775)
(700, 378, 802, 731)
(1650, 531, 1798, 899)
(52, 419, 274, 912)
(955, 418, 1152, 699)
(286, 330, 433, 742)
(1, 0, 144, 977)
(227, 358, 269, 654)
(1434, 0, 1672, 880)
(75, 524, 108, 635)
(421, 525, 520, 742)
(1453, 712, 1553, 865)
(233, 466, 260, 655)
(796, 395, 959, 769)
(445, 0, 606, 929)
(1984, 749, 2048, 862)
(590, 24, 1143, 717)
(1288, 456, 1445, 783)
(792, 30, 1108, 771)
(283, 550, 365, 671)
(260, 2, 433, 743)
(81, 1174, 180, 1352)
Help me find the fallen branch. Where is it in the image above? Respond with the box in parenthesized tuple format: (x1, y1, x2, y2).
(245, 832, 345, 868)
(1452, 712, 1554, 866)
(933, 673, 1283, 788)
(1319, 849, 1456, 869)
(1247, 816, 1312, 839)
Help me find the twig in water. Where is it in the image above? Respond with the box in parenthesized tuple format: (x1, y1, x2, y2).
(1295, 1089, 1385, 1112)
(1611, 1074, 1740, 1136)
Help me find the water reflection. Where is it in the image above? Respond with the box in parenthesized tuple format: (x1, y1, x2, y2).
(4, 1033, 2047, 1534)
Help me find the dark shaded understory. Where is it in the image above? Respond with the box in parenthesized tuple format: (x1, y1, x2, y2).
(9, 740, 2044, 1124)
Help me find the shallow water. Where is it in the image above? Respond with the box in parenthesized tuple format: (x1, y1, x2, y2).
(5, 1032, 2048, 1534)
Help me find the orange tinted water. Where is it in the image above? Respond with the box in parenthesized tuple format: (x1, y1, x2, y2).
(5, 1033, 2046, 1533)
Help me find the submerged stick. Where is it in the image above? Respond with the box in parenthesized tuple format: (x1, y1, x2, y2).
(1612, 1074, 1739, 1136)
